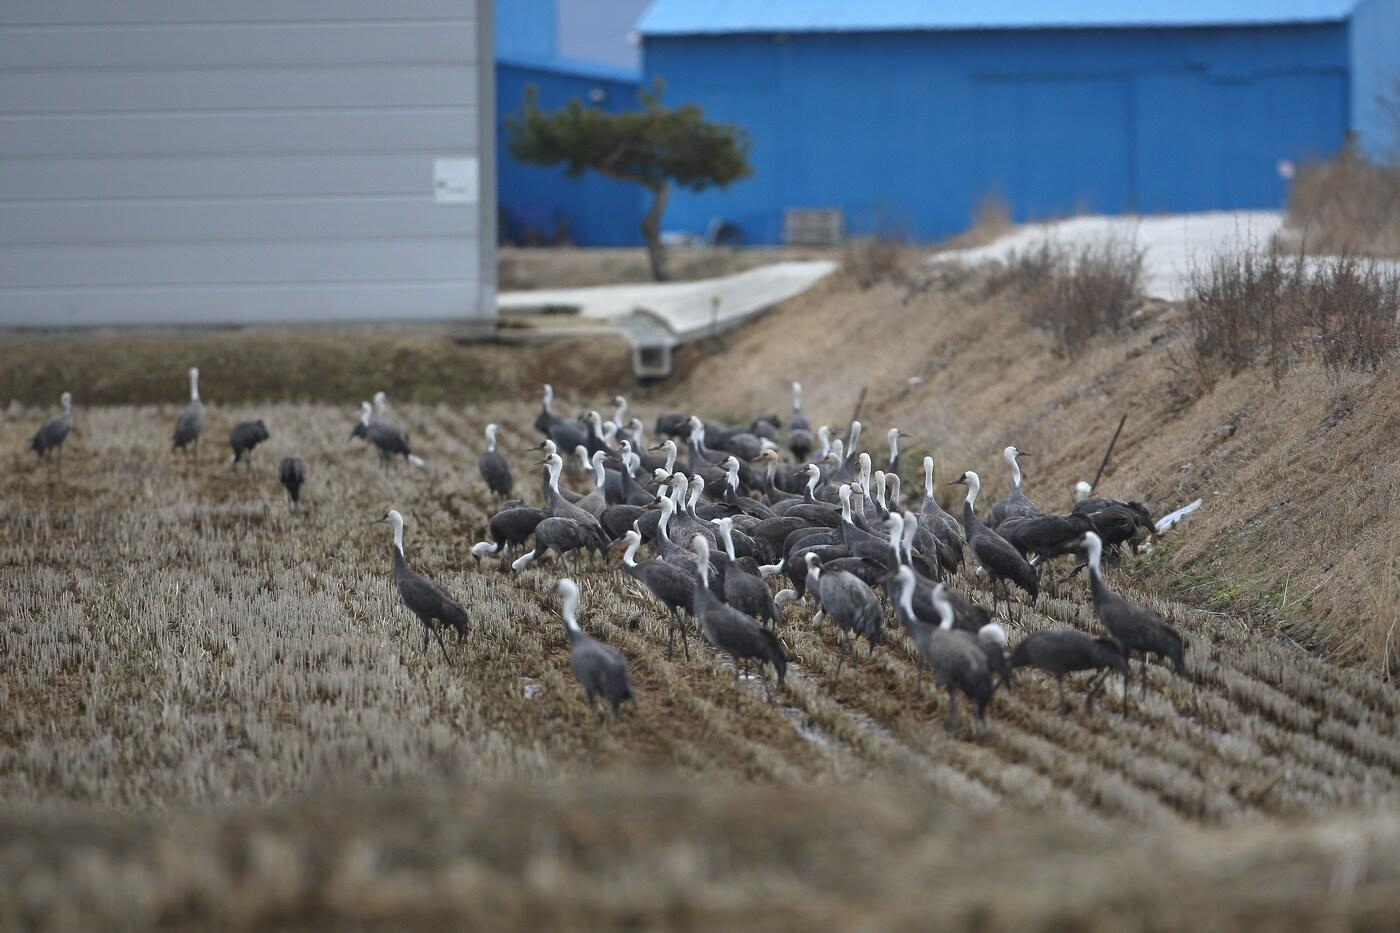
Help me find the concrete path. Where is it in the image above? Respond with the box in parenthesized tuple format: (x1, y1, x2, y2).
(934, 211, 1285, 300)
(497, 260, 837, 340)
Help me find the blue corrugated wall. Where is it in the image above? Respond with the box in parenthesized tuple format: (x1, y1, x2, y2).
(1350, 0, 1400, 161)
(496, 60, 644, 246)
(643, 24, 1352, 242)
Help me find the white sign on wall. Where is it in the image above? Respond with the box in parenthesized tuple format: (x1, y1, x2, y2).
(434, 157, 479, 204)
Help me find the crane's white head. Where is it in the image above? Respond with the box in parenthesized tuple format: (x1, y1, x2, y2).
(1079, 530, 1104, 570)
(375, 509, 405, 552)
(60, 391, 72, 411)
(1074, 480, 1092, 503)
(187, 367, 200, 400)
(888, 427, 901, 448)
(591, 450, 607, 482)
(830, 439, 845, 463)
(542, 383, 554, 409)
(602, 420, 618, 444)
(544, 452, 564, 486)
(373, 391, 388, 414)
(884, 510, 905, 546)
(622, 528, 643, 566)
(858, 450, 872, 480)
(874, 471, 887, 507)
(485, 423, 499, 449)
(901, 510, 919, 552)
(931, 583, 954, 629)
(979, 622, 1008, 649)
(689, 473, 705, 505)
(540, 439, 557, 457)
(1004, 446, 1029, 485)
(803, 550, 821, 577)
(555, 578, 581, 631)
(724, 456, 740, 487)
(839, 482, 853, 504)
(893, 564, 916, 613)
(359, 401, 372, 427)
(690, 533, 712, 582)
(573, 445, 590, 471)
(951, 470, 981, 506)
(792, 382, 803, 410)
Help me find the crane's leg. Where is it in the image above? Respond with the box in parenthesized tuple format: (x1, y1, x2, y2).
(680, 612, 691, 659)
(421, 622, 431, 654)
(1140, 654, 1150, 698)
(665, 611, 677, 659)
(434, 626, 450, 662)
(758, 666, 773, 703)
(945, 688, 959, 736)
(834, 632, 847, 678)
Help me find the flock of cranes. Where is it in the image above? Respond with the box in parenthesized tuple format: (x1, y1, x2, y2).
(26, 373, 1180, 735)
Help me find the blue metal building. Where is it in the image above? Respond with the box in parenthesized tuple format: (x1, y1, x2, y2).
(496, 0, 648, 245)
(638, 1, 1400, 243)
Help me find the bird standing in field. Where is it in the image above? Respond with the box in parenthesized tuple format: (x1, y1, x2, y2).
(228, 420, 269, 471)
(171, 367, 206, 460)
(556, 579, 633, 717)
(1009, 630, 1128, 712)
(691, 535, 787, 701)
(375, 509, 469, 661)
(478, 422, 512, 501)
(1081, 531, 1186, 703)
(30, 391, 74, 475)
(951, 470, 1038, 610)
(891, 567, 994, 737)
(357, 401, 425, 470)
(277, 456, 307, 510)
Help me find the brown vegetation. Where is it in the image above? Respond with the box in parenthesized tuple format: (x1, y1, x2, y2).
(985, 236, 1146, 356)
(1284, 147, 1400, 259)
(1179, 248, 1400, 389)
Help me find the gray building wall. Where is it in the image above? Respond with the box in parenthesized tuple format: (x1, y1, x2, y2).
(0, 0, 495, 327)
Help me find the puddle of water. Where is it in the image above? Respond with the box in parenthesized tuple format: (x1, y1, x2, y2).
(520, 677, 543, 700)
(779, 706, 837, 750)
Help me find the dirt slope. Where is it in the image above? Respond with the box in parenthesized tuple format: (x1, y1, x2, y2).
(670, 264, 1400, 676)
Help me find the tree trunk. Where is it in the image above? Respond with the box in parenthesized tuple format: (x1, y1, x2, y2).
(641, 183, 670, 282)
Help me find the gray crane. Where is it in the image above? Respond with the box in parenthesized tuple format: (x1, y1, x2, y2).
(534, 384, 589, 453)
(30, 391, 74, 474)
(804, 551, 882, 672)
(950, 470, 1038, 609)
(891, 567, 994, 737)
(622, 527, 697, 658)
(277, 456, 306, 510)
(918, 456, 966, 558)
(228, 420, 269, 471)
(375, 509, 469, 660)
(540, 452, 607, 551)
(470, 502, 546, 571)
(1010, 630, 1129, 712)
(357, 402, 425, 470)
(511, 516, 601, 573)
(690, 535, 787, 700)
(556, 579, 633, 717)
(987, 446, 1040, 528)
(788, 382, 813, 462)
(171, 367, 206, 460)
(478, 423, 513, 501)
(1081, 531, 1186, 702)
(714, 517, 781, 629)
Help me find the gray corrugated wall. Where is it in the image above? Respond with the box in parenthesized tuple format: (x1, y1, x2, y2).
(0, 0, 495, 327)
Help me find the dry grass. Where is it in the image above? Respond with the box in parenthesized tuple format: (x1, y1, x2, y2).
(7, 248, 1400, 926)
(670, 261, 1400, 678)
(984, 236, 1146, 356)
(5, 783, 1400, 931)
(0, 330, 631, 408)
(1179, 248, 1400, 389)
(1283, 147, 1400, 259)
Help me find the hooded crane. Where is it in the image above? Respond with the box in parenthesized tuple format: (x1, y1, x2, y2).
(919, 456, 965, 561)
(951, 471, 1038, 608)
(375, 509, 469, 660)
(30, 391, 74, 474)
(470, 502, 546, 571)
(358, 402, 425, 470)
(622, 527, 697, 659)
(172, 367, 206, 460)
(690, 535, 787, 700)
(478, 423, 512, 501)
(534, 383, 589, 453)
(714, 517, 781, 629)
(1081, 531, 1186, 702)
(539, 452, 607, 550)
(987, 446, 1040, 528)
(1010, 630, 1129, 713)
(277, 456, 306, 510)
(891, 567, 993, 736)
(228, 420, 269, 471)
(556, 579, 633, 717)
(804, 551, 883, 673)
